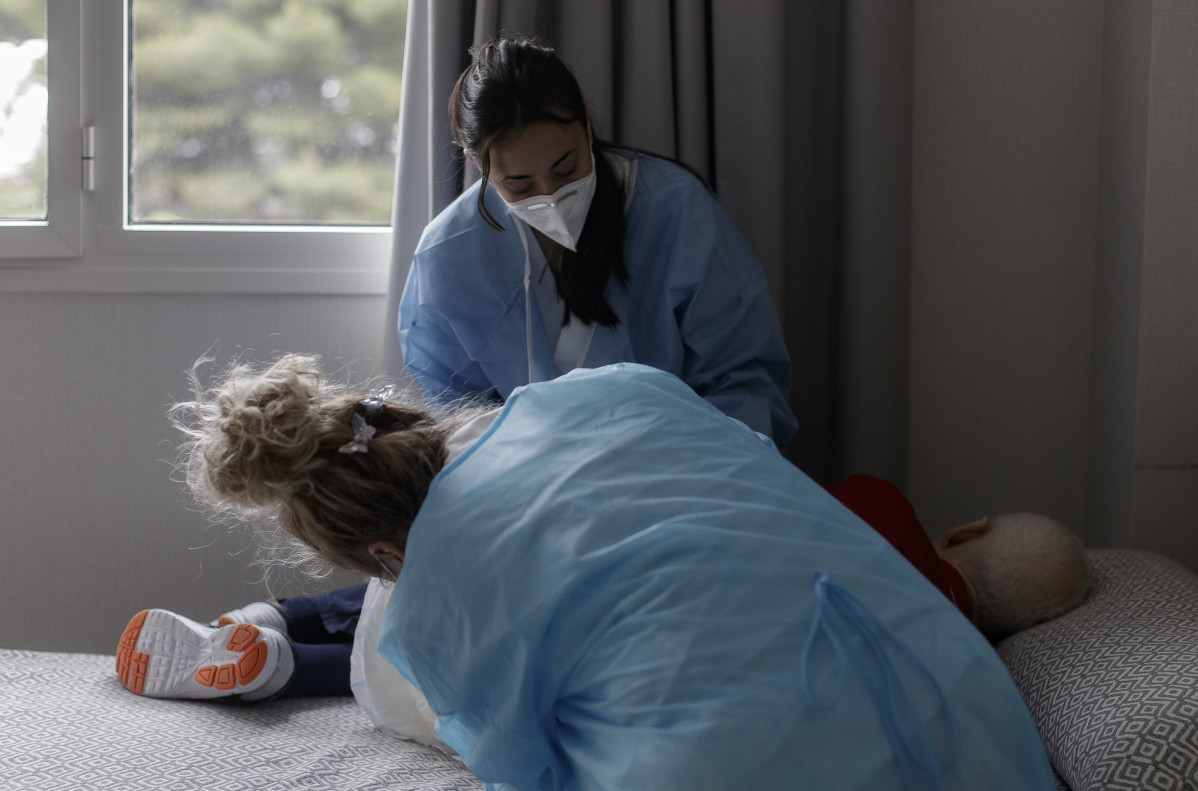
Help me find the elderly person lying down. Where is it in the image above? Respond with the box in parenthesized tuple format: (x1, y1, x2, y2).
(141, 357, 1063, 790)
(825, 474, 1089, 640)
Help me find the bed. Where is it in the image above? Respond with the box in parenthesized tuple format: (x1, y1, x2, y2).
(2, 548, 1195, 790)
(0, 648, 480, 790)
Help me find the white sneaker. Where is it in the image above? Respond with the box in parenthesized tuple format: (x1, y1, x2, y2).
(116, 608, 295, 701)
(210, 600, 289, 634)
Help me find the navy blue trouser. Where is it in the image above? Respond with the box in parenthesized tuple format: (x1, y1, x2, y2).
(278, 583, 367, 697)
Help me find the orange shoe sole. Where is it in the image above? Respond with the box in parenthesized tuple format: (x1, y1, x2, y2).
(116, 610, 271, 697)
(116, 609, 150, 694)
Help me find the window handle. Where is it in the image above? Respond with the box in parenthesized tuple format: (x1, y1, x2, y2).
(82, 125, 95, 191)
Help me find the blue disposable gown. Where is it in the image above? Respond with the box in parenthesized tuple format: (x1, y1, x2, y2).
(397, 150, 797, 449)
(378, 364, 1055, 791)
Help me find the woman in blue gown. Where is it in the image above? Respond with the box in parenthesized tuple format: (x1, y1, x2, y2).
(399, 36, 795, 446)
(173, 355, 1058, 790)
(330, 34, 796, 690)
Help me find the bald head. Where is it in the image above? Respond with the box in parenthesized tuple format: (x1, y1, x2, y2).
(937, 513, 1090, 639)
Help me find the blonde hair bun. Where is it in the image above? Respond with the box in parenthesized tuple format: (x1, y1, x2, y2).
(171, 353, 476, 576)
(197, 354, 333, 511)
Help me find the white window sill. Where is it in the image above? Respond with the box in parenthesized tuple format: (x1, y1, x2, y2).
(0, 228, 393, 295)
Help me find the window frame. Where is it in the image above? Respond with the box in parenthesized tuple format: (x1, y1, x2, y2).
(1, 0, 82, 259)
(0, 0, 393, 296)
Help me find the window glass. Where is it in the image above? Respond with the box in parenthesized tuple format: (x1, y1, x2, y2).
(128, 0, 406, 225)
(0, 0, 48, 222)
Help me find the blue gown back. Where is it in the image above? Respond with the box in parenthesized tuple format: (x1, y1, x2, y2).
(380, 364, 1054, 791)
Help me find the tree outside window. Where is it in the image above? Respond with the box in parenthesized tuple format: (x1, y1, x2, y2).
(129, 0, 407, 225)
(0, 0, 48, 221)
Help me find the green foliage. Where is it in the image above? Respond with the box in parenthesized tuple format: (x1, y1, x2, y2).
(272, 153, 395, 222)
(0, 121, 46, 219)
(135, 17, 275, 104)
(265, 1, 346, 74)
(0, 0, 43, 41)
(0, 155, 46, 218)
(341, 64, 403, 129)
(0, 0, 47, 219)
(130, 0, 407, 224)
(166, 168, 272, 222)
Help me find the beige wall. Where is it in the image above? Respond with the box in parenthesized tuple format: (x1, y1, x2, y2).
(908, 0, 1198, 570)
(1132, 0, 1198, 560)
(908, 1, 1102, 534)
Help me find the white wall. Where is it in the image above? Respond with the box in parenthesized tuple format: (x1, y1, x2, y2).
(0, 292, 383, 653)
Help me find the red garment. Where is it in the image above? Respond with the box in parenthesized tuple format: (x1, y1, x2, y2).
(825, 474, 972, 620)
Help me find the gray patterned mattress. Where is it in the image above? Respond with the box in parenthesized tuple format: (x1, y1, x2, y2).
(0, 649, 482, 790)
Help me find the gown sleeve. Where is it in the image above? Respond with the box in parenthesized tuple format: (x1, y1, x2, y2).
(658, 174, 797, 448)
(397, 250, 504, 406)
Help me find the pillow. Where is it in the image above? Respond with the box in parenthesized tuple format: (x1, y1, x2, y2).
(996, 549, 1198, 790)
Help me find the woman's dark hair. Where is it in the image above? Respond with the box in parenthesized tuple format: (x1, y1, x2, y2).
(449, 36, 628, 328)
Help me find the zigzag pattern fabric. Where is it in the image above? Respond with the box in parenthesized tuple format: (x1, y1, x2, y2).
(997, 549, 1198, 791)
(0, 649, 482, 790)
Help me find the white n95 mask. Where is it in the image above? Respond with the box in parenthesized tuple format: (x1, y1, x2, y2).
(503, 156, 597, 252)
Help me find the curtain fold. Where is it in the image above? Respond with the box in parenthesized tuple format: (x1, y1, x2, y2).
(381, 0, 914, 484)
(837, 0, 913, 489)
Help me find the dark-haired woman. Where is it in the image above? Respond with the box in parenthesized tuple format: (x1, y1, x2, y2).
(399, 36, 796, 448)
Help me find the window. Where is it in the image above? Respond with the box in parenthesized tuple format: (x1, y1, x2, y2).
(129, 0, 404, 225)
(0, 0, 407, 294)
(1, 0, 81, 258)
(0, 3, 47, 221)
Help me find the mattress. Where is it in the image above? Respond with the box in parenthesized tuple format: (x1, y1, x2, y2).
(0, 648, 481, 790)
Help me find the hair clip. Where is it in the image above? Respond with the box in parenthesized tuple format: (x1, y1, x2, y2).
(339, 413, 376, 454)
(360, 384, 397, 414)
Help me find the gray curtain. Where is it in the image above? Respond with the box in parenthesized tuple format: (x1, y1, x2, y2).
(381, 0, 914, 486)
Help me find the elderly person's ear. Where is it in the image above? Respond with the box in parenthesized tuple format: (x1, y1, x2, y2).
(937, 516, 990, 550)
